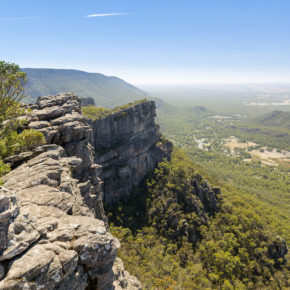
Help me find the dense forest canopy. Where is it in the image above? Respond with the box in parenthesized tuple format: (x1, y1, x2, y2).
(107, 149, 289, 289)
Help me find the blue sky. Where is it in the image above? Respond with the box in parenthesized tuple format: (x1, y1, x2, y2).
(0, 0, 289, 84)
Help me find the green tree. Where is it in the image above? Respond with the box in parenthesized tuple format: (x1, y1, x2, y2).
(0, 61, 45, 178)
(0, 61, 27, 137)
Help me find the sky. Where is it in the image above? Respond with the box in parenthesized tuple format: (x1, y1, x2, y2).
(0, 0, 290, 84)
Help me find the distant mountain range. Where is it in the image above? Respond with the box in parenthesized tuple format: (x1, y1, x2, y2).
(23, 68, 148, 108)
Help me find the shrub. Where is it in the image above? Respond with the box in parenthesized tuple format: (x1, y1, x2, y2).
(17, 129, 46, 152)
(82, 106, 111, 120)
(0, 62, 46, 181)
(0, 159, 10, 180)
(0, 61, 27, 138)
(82, 99, 148, 120)
(0, 129, 46, 159)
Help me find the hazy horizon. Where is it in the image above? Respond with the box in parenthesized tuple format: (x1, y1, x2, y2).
(21, 67, 290, 87)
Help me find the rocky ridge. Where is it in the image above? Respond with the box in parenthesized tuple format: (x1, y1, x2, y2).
(0, 93, 145, 289)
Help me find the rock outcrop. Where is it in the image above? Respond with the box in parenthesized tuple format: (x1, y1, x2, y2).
(26, 93, 104, 220)
(0, 93, 143, 289)
(0, 147, 139, 289)
(91, 101, 172, 204)
(80, 97, 96, 107)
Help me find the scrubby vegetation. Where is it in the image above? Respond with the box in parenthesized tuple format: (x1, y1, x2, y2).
(108, 149, 289, 289)
(0, 61, 46, 179)
(0, 61, 26, 137)
(81, 106, 111, 120)
(0, 128, 45, 179)
(0, 129, 45, 159)
(82, 98, 148, 120)
(0, 160, 10, 183)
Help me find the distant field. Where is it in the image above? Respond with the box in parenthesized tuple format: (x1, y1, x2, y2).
(143, 83, 290, 115)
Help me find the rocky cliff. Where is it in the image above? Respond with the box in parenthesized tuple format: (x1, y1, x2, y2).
(0, 93, 149, 289)
(90, 101, 172, 204)
(80, 97, 96, 107)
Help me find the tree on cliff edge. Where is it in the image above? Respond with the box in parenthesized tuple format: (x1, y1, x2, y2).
(0, 61, 27, 137)
(0, 61, 45, 174)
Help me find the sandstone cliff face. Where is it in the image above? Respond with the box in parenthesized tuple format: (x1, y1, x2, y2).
(0, 93, 142, 289)
(91, 101, 172, 204)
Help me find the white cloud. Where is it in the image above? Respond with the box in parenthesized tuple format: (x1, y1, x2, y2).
(0, 16, 40, 21)
(224, 52, 281, 58)
(86, 13, 129, 18)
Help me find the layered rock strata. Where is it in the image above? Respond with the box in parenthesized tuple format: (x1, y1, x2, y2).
(91, 101, 172, 204)
(0, 93, 142, 289)
(0, 146, 140, 289)
(26, 93, 104, 219)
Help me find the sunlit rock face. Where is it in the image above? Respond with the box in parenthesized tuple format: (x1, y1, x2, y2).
(0, 145, 141, 289)
(91, 100, 172, 204)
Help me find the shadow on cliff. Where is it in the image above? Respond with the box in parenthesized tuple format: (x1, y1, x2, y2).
(104, 177, 151, 234)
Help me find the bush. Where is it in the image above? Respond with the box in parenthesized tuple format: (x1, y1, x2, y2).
(0, 61, 46, 181)
(17, 129, 46, 152)
(0, 129, 45, 159)
(82, 106, 111, 120)
(0, 61, 27, 138)
(0, 160, 10, 180)
(82, 99, 148, 120)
